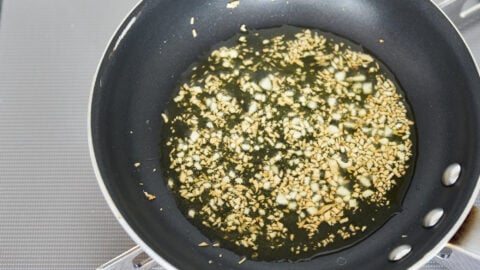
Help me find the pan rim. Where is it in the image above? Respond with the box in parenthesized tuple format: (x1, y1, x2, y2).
(406, 1, 480, 269)
(87, 1, 177, 269)
(87, 1, 480, 269)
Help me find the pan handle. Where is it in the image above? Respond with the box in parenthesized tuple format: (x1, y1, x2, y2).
(97, 246, 157, 270)
(432, 207, 480, 269)
(438, 0, 480, 30)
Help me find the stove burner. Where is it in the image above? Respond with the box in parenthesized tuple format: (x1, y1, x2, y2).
(439, 0, 480, 29)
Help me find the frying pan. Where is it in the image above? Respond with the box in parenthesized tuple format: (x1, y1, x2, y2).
(89, 0, 480, 269)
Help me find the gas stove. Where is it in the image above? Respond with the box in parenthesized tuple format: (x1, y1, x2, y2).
(0, 0, 478, 269)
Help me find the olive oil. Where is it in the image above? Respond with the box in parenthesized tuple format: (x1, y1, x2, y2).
(160, 25, 416, 261)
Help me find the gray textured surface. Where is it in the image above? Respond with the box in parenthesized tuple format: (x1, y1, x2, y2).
(0, 1, 136, 269)
(0, 0, 478, 269)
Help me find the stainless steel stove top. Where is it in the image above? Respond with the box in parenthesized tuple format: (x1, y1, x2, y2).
(0, 0, 478, 269)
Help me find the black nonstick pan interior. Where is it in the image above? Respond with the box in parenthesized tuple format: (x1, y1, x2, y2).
(90, 0, 480, 269)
